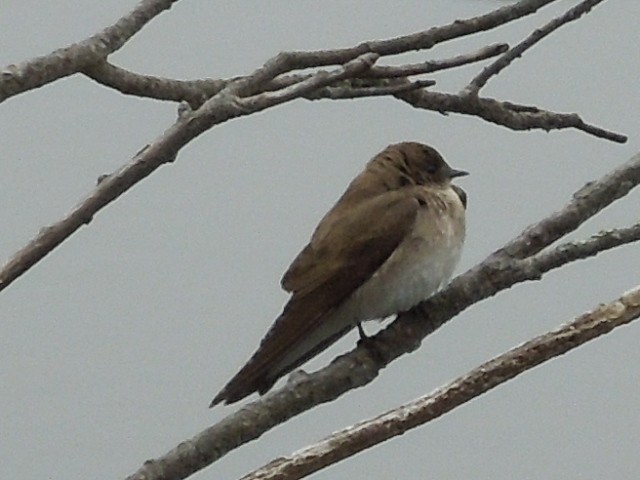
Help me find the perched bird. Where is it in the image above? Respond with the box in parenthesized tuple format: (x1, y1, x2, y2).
(211, 142, 468, 406)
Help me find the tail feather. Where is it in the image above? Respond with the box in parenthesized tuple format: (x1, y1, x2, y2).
(210, 316, 352, 406)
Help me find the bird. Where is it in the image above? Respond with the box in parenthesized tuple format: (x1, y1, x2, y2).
(211, 142, 468, 406)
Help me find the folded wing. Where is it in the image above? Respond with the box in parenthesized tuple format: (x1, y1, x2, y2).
(211, 191, 419, 405)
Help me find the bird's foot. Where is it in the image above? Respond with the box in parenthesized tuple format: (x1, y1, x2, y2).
(357, 322, 369, 341)
(356, 323, 386, 363)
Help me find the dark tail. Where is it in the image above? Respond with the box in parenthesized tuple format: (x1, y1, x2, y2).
(210, 316, 352, 407)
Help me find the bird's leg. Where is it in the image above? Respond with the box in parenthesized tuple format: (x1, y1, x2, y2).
(356, 322, 386, 363)
(357, 322, 369, 340)
(356, 322, 372, 348)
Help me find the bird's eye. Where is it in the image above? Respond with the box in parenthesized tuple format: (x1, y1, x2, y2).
(425, 162, 439, 174)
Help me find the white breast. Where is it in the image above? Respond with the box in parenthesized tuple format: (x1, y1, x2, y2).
(341, 187, 465, 322)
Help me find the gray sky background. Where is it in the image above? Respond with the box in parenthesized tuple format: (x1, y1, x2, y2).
(1, 1, 639, 479)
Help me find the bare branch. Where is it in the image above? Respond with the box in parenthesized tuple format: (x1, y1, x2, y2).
(235, 0, 557, 73)
(3, 0, 625, 146)
(85, 48, 475, 107)
(50, 0, 628, 146)
(241, 286, 640, 480)
(395, 90, 627, 143)
(123, 152, 640, 480)
(499, 154, 640, 259)
(82, 0, 559, 101)
(465, 0, 607, 95)
(304, 79, 436, 100)
(1, 0, 556, 104)
(83, 62, 227, 106)
(528, 223, 640, 273)
(0, 54, 379, 292)
(83, 43, 505, 107)
(0, 0, 178, 102)
(237, 53, 379, 106)
(83, 57, 627, 143)
(364, 43, 509, 78)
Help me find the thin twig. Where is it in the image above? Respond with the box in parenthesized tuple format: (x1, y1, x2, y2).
(346, 43, 509, 78)
(237, 53, 379, 107)
(530, 223, 640, 272)
(305, 79, 436, 100)
(498, 156, 640, 259)
(396, 90, 627, 143)
(464, 0, 607, 95)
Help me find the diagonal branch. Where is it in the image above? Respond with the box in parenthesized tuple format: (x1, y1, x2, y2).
(395, 90, 626, 143)
(0, 0, 179, 102)
(498, 155, 640, 259)
(465, 0, 608, 95)
(83, 61, 229, 106)
(241, 285, 640, 480)
(123, 152, 640, 480)
(527, 222, 640, 272)
(363, 43, 509, 78)
(0, 53, 379, 293)
(236, 54, 379, 107)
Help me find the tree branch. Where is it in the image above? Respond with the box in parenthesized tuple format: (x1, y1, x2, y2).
(236, 53, 379, 106)
(464, 0, 607, 95)
(395, 90, 626, 143)
(0, 0, 178, 102)
(82, 43, 507, 106)
(527, 222, 640, 272)
(83, 61, 227, 106)
(223, 0, 557, 90)
(303, 79, 436, 100)
(123, 152, 640, 480)
(4, 0, 627, 151)
(0, 54, 379, 292)
(363, 43, 509, 78)
(241, 285, 640, 480)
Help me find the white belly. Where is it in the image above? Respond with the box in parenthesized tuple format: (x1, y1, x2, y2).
(347, 214, 464, 321)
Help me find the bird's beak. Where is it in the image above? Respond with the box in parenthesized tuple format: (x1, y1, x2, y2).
(449, 168, 469, 179)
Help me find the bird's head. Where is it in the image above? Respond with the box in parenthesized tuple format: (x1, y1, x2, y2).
(380, 142, 468, 187)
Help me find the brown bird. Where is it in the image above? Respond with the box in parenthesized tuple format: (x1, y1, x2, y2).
(211, 142, 468, 406)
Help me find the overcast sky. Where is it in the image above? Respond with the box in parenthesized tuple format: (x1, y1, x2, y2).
(1, 1, 639, 479)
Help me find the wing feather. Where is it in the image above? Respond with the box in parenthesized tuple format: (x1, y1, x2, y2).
(211, 192, 419, 405)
